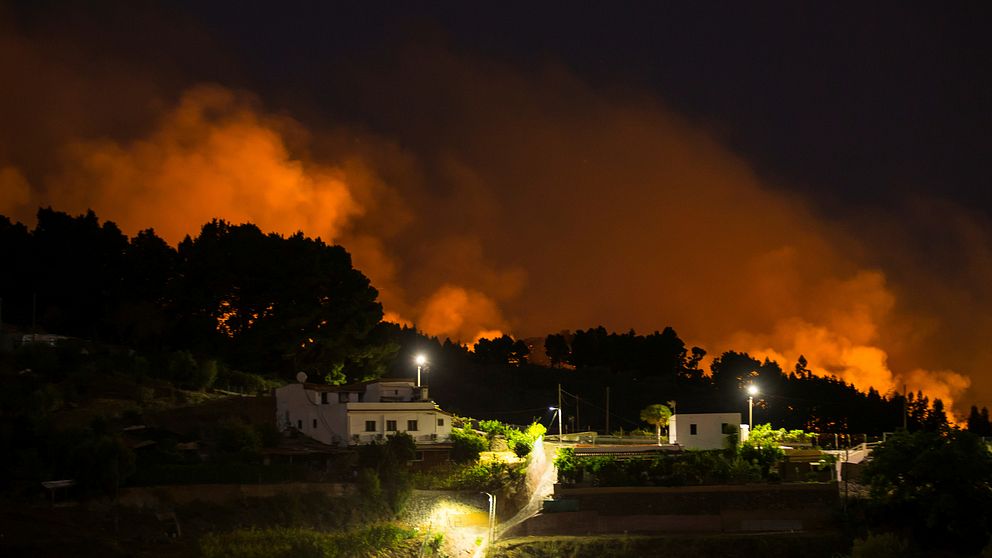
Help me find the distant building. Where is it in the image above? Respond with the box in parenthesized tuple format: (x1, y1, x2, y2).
(275, 378, 453, 447)
(668, 412, 741, 450)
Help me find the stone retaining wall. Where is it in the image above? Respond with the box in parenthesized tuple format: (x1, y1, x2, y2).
(509, 483, 838, 536)
(118, 482, 354, 509)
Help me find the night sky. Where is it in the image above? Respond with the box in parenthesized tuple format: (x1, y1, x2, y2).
(2, 2, 990, 415)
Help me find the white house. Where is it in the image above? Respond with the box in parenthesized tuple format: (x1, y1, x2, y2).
(668, 412, 741, 450)
(275, 378, 453, 446)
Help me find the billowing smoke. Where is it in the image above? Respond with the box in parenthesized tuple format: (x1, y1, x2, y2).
(49, 85, 361, 244)
(0, 12, 987, 416)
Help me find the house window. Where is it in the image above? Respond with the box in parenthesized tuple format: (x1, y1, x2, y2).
(408, 420, 418, 431)
(297, 419, 302, 430)
(386, 420, 397, 431)
(690, 424, 697, 435)
(413, 451, 424, 462)
(313, 419, 318, 429)
(437, 418, 444, 427)
(321, 392, 328, 404)
(365, 420, 376, 432)
(339, 393, 349, 403)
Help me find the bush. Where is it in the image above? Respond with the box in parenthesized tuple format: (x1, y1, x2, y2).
(215, 367, 275, 394)
(554, 448, 579, 483)
(385, 432, 416, 462)
(478, 420, 507, 446)
(200, 525, 417, 558)
(192, 359, 219, 391)
(213, 417, 262, 460)
(863, 430, 992, 555)
(558, 449, 773, 487)
(450, 425, 487, 463)
(508, 422, 547, 458)
(357, 468, 381, 499)
(851, 532, 915, 558)
(450, 461, 524, 491)
(740, 424, 787, 478)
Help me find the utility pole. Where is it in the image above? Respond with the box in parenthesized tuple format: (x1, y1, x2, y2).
(557, 384, 563, 440)
(605, 387, 610, 435)
(575, 393, 580, 432)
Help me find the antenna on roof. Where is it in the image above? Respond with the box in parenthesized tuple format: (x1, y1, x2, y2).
(296, 372, 308, 383)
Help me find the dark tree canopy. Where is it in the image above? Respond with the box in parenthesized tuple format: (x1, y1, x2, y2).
(0, 210, 392, 380)
(967, 405, 992, 437)
(0, 208, 970, 437)
(862, 430, 992, 554)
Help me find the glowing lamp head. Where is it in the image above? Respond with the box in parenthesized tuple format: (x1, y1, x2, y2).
(415, 354, 427, 366)
(747, 385, 759, 396)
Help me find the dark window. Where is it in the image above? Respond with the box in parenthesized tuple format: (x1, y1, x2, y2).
(408, 420, 418, 431)
(412, 451, 425, 462)
(365, 420, 376, 432)
(721, 423, 737, 435)
(690, 424, 698, 435)
(321, 392, 328, 404)
(386, 420, 397, 431)
(437, 418, 444, 427)
(312, 419, 317, 429)
(339, 393, 349, 403)
(297, 419, 302, 430)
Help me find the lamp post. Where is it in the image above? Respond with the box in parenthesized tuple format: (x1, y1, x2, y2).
(483, 492, 496, 544)
(549, 407, 563, 442)
(747, 384, 759, 427)
(415, 354, 427, 387)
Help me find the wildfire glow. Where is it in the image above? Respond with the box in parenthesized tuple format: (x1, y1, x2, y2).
(1, 23, 988, 415)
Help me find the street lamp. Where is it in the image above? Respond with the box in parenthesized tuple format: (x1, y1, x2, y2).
(747, 384, 759, 427)
(549, 407, 563, 442)
(415, 354, 427, 387)
(483, 492, 496, 544)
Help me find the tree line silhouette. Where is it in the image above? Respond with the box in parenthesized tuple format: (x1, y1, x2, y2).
(0, 208, 395, 381)
(402, 327, 978, 437)
(3, 208, 989, 437)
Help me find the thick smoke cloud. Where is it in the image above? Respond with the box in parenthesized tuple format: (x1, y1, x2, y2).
(0, 14, 986, 416)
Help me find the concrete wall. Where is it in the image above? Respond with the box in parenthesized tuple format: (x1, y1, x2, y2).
(669, 413, 740, 449)
(516, 483, 839, 536)
(118, 482, 354, 509)
(275, 383, 348, 445)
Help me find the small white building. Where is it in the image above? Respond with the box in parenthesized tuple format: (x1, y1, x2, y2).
(275, 378, 453, 446)
(668, 412, 741, 450)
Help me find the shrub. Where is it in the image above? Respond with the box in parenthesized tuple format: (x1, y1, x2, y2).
(357, 468, 381, 499)
(448, 461, 524, 491)
(508, 422, 547, 457)
(385, 432, 416, 462)
(192, 359, 219, 391)
(851, 532, 914, 558)
(863, 430, 992, 555)
(450, 425, 487, 463)
(478, 420, 507, 446)
(200, 525, 417, 558)
(214, 417, 262, 460)
(553, 448, 579, 483)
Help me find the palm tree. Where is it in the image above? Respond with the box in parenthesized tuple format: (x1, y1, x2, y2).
(640, 404, 672, 445)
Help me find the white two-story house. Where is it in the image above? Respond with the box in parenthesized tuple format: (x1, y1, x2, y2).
(275, 378, 453, 446)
